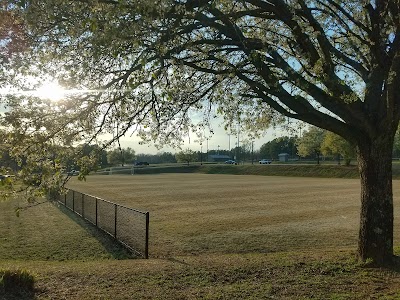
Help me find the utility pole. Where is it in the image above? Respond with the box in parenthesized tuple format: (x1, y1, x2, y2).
(200, 143, 203, 165)
(237, 122, 240, 163)
(206, 138, 209, 162)
(251, 140, 254, 165)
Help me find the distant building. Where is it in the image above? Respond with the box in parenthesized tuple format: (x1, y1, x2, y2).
(208, 154, 231, 162)
(278, 153, 289, 162)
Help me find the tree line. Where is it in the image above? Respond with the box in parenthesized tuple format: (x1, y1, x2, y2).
(100, 125, 400, 167)
(4, 124, 400, 173)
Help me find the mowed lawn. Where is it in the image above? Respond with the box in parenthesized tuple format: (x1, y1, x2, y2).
(4, 174, 400, 299)
(67, 174, 400, 257)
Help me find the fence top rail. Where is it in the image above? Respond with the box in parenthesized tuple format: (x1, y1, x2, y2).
(66, 188, 149, 215)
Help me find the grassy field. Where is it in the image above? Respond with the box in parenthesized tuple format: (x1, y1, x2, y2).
(68, 174, 367, 257)
(2, 174, 400, 298)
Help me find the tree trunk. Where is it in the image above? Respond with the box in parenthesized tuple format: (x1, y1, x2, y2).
(357, 136, 394, 265)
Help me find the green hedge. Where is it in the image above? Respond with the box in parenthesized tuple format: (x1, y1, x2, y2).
(95, 163, 400, 179)
(200, 164, 360, 178)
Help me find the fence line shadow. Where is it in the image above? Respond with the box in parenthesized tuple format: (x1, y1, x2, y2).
(56, 203, 137, 260)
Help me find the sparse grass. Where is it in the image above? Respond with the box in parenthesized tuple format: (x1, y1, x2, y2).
(2, 251, 400, 299)
(3, 173, 400, 298)
(0, 199, 133, 261)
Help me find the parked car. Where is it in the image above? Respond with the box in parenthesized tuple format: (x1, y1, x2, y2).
(259, 159, 272, 164)
(67, 170, 80, 176)
(225, 160, 237, 165)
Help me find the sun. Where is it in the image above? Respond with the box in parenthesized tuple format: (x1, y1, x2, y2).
(35, 81, 67, 102)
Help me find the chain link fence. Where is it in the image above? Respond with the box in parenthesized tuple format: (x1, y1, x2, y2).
(59, 189, 149, 258)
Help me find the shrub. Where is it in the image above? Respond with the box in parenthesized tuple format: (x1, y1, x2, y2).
(0, 269, 35, 297)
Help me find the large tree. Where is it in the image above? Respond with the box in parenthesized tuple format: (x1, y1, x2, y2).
(107, 147, 136, 166)
(3, 0, 400, 265)
(175, 149, 197, 166)
(321, 131, 356, 165)
(393, 126, 400, 157)
(260, 136, 297, 160)
(0, 1, 26, 66)
(296, 126, 326, 163)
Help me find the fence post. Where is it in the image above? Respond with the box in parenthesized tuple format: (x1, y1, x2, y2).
(114, 204, 117, 238)
(95, 198, 98, 227)
(145, 212, 149, 259)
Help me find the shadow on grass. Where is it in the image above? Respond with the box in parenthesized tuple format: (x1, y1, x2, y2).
(56, 204, 137, 260)
(0, 290, 35, 300)
(358, 255, 400, 272)
(384, 255, 400, 272)
(0, 269, 36, 300)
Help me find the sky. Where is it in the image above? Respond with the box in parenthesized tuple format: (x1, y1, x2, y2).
(117, 121, 293, 155)
(0, 84, 302, 155)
